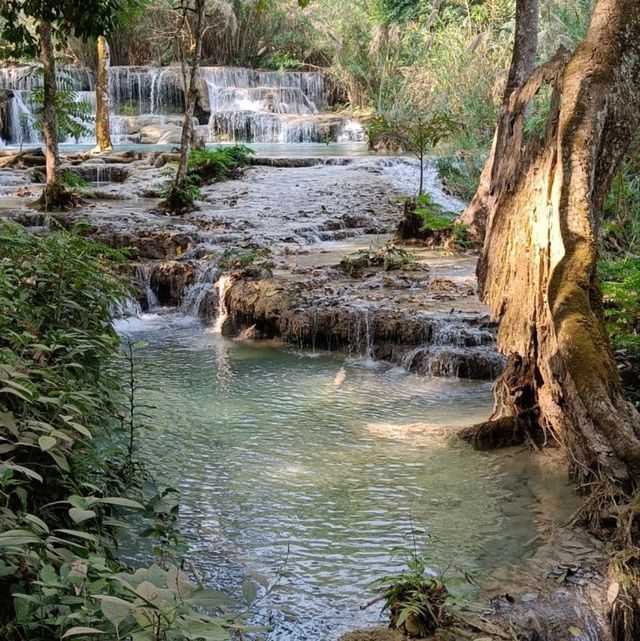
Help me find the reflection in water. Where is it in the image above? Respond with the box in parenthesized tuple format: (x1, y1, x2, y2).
(118, 312, 544, 641)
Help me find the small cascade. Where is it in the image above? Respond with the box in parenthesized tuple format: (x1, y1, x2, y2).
(111, 295, 143, 319)
(0, 66, 95, 145)
(399, 318, 504, 379)
(109, 66, 184, 115)
(136, 264, 158, 310)
(347, 306, 377, 366)
(211, 275, 232, 334)
(181, 264, 221, 317)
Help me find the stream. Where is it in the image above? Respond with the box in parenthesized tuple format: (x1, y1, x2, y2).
(116, 310, 559, 641)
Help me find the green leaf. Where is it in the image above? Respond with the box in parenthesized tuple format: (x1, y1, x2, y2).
(53, 529, 99, 543)
(69, 508, 97, 524)
(242, 579, 257, 604)
(5, 463, 43, 482)
(38, 435, 57, 451)
(96, 497, 144, 509)
(23, 513, 49, 533)
(0, 529, 41, 547)
(62, 627, 105, 638)
(96, 596, 134, 627)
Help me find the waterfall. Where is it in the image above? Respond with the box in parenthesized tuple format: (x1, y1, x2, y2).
(109, 66, 183, 115)
(181, 264, 221, 317)
(136, 265, 158, 310)
(202, 66, 347, 144)
(212, 275, 232, 334)
(0, 63, 365, 146)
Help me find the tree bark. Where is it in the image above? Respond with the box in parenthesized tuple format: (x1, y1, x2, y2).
(39, 20, 60, 207)
(465, 0, 640, 502)
(94, 35, 113, 152)
(458, 0, 539, 241)
(176, 0, 205, 187)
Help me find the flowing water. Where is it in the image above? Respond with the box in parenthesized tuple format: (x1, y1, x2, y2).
(0, 64, 364, 146)
(116, 311, 557, 641)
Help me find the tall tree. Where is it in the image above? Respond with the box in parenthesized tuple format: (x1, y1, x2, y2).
(93, 35, 113, 153)
(458, 0, 539, 241)
(0, 0, 123, 208)
(160, 0, 310, 214)
(462, 0, 640, 529)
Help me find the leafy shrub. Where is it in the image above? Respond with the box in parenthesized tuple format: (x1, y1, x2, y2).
(187, 145, 254, 183)
(0, 223, 241, 640)
(600, 258, 640, 355)
(31, 69, 93, 143)
(435, 154, 483, 203)
(264, 51, 304, 71)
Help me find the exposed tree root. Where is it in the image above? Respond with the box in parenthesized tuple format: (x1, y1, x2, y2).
(459, 414, 536, 450)
(33, 184, 80, 212)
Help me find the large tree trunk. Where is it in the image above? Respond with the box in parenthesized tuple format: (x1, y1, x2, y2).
(39, 20, 61, 209)
(463, 0, 640, 503)
(94, 35, 113, 153)
(458, 0, 539, 241)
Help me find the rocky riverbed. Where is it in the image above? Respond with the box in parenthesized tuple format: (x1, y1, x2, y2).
(0, 147, 616, 641)
(0, 148, 502, 380)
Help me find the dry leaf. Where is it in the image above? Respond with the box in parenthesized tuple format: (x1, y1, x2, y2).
(608, 581, 620, 604)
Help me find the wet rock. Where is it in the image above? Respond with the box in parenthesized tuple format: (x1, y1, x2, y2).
(149, 260, 197, 306)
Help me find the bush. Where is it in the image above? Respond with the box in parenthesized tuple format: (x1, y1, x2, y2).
(0, 222, 240, 640)
(600, 258, 640, 355)
(187, 145, 254, 183)
(435, 153, 484, 202)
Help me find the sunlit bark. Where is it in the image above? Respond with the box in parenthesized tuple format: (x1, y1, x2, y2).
(463, 0, 640, 499)
(94, 35, 113, 152)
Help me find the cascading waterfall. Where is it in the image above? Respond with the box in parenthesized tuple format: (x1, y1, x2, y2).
(181, 264, 222, 317)
(0, 66, 94, 146)
(202, 66, 339, 143)
(0, 63, 365, 146)
(211, 275, 232, 334)
(399, 319, 504, 379)
(136, 265, 158, 310)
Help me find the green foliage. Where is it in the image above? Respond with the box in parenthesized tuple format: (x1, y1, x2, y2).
(0, 222, 240, 640)
(264, 51, 304, 71)
(599, 258, 640, 355)
(159, 173, 203, 214)
(338, 244, 416, 278)
(414, 194, 455, 231)
(435, 153, 483, 202)
(187, 145, 254, 182)
(602, 141, 640, 257)
(218, 247, 273, 278)
(20, 67, 94, 144)
(59, 169, 90, 191)
(0, 0, 126, 58)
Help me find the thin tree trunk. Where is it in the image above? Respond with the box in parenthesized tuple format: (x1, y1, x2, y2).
(94, 35, 113, 152)
(39, 20, 60, 207)
(462, 0, 640, 504)
(176, 0, 205, 187)
(458, 0, 539, 241)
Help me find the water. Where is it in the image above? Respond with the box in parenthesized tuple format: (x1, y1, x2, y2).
(0, 64, 365, 146)
(116, 312, 550, 641)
